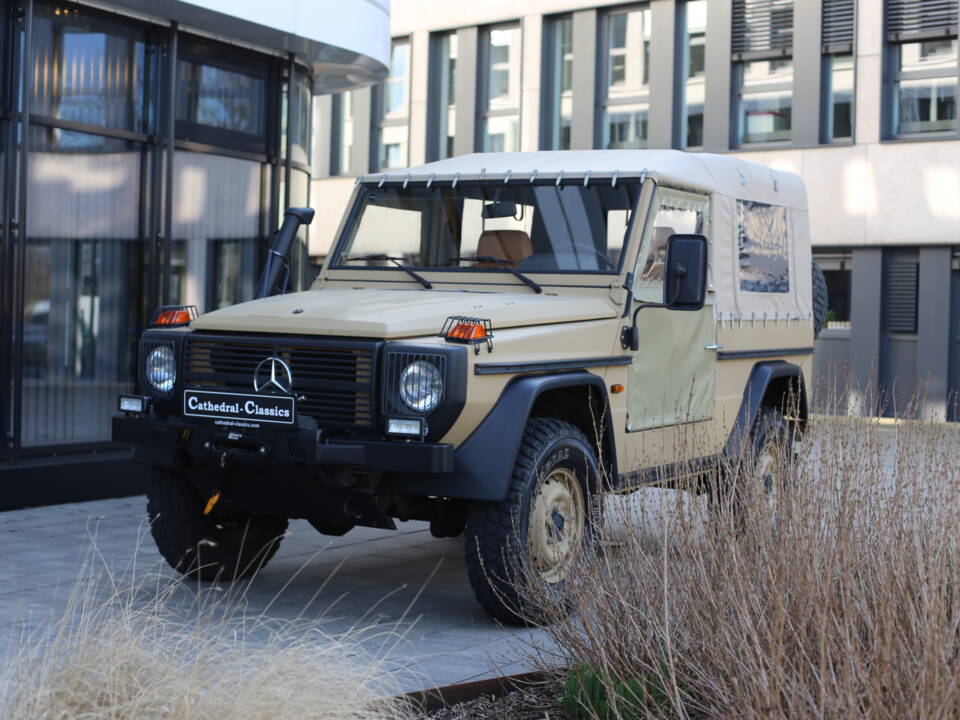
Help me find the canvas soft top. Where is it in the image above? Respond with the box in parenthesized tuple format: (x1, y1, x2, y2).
(359, 149, 807, 211)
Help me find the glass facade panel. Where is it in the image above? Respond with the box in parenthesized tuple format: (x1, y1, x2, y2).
(433, 32, 457, 160)
(738, 59, 793, 144)
(171, 151, 264, 312)
(601, 7, 651, 149)
(31, 5, 147, 134)
(681, 1, 706, 148)
(22, 128, 144, 446)
(337, 92, 354, 174)
(177, 59, 265, 136)
(824, 54, 854, 141)
(289, 71, 312, 166)
(544, 16, 573, 150)
(894, 40, 958, 135)
(482, 25, 521, 152)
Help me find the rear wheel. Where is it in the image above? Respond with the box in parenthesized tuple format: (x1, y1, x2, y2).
(812, 260, 828, 338)
(147, 467, 288, 581)
(464, 418, 598, 625)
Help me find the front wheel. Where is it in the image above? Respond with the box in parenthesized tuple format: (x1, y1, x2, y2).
(147, 467, 288, 581)
(464, 418, 598, 625)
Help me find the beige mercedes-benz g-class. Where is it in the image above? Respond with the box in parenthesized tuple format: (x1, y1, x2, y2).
(115, 150, 828, 624)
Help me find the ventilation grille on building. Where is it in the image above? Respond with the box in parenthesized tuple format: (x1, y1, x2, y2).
(886, 0, 958, 41)
(885, 261, 919, 334)
(732, 0, 794, 58)
(822, 0, 855, 51)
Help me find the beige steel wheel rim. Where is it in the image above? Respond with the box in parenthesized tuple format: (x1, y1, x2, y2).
(754, 440, 783, 512)
(528, 467, 585, 585)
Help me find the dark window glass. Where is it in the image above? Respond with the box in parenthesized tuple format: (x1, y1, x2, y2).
(177, 59, 265, 136)
(823, 268, 851, 325)
(824, 54, 854, 141)
(23, 127, 144, 446)
(738, 59, 793, 144)
(288, 71, 312, 166)
(893, 39, 958, 135)
(737, 200, 790, 293)
(544, 16, 573, 150)
(31, 4, 146, 133)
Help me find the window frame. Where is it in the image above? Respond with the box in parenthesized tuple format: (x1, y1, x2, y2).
(478, 22, 523, 153)
(597, 4, 653, 150)
(885, 34, 959, 141)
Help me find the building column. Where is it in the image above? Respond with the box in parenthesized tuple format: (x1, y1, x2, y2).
(312, 95, 333, 178)
(408, 30, 430, 166)
(702, 0, 732, 152)
(453, 26, 478, 156)
(520, 14, 542, 152)
(349, 86, 373, 175)
(917, 246, 953, 420)
(792, 0, 821, 147)
(848, 247, 883, 415)
(570, 8, 597, 150)
(855, 0, 883, 142)
(648, 0, 677, 149)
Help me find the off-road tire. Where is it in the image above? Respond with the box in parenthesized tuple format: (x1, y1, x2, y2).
(812, 260, 828, 338)
(147, 467, 288, 581)
(464, 418, 598, 626)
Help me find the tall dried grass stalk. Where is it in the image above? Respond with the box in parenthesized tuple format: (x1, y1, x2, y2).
(527, 388, 960, 718)
(0, 531, 412, 720)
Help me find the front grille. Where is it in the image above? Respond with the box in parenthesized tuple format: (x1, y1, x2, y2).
(183, 333, 379, 428)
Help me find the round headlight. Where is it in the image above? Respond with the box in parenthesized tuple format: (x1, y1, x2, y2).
(146, 346, 176, 394)
(399, 360, 443, 413)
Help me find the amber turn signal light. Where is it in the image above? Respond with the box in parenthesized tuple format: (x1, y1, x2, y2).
(150, 305, 198, 327)
(610, 384, 624, 394)
(439, 315, 494, 354)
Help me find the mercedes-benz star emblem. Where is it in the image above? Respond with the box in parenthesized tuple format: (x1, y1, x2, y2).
(253, 357, 293, 394)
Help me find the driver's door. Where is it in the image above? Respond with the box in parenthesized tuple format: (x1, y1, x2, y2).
(626, 187, 716, 440)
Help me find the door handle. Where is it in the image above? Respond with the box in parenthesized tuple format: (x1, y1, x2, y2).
(704, 343, 723, 351)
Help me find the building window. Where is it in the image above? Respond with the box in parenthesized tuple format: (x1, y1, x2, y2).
(333, 92, 354, 175)
(815, 252, 852, 328)
(679, 1, 707, 148)
(600, 6, 651, 149)
(732, 0, 794, 146)
(376, 38, 410, 170)
(821, 0, 855, 142)
(886, 0, 959, 137)
(481, 24, 521, 153)
(429, 32, 457, 161)
(543, 15, 573, 150)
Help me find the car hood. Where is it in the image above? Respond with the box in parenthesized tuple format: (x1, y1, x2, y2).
(190, 288, 617, 339)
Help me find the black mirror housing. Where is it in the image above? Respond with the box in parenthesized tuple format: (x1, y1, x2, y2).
(663, 234, 708, 311)
(481, 201, 518, 219)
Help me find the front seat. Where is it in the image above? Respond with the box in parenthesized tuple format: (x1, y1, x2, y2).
(476, 230, 533, 267)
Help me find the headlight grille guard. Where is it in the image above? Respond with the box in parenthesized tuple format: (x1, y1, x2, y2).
(138, 331, 188, 399)
(382, 351, 448, 418)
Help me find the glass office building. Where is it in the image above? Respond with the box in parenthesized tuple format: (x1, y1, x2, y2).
(0, 0, 388, 505)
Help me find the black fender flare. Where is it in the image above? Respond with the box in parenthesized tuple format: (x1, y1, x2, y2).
(725, 360, 808, 458)
(386, 372, 615, 502)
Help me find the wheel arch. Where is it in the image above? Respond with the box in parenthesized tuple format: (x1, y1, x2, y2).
(725, 360, 808, 459)
(386, 371, 616, 502)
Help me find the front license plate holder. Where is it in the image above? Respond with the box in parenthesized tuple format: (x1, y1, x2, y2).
(183, 389, 295, 425)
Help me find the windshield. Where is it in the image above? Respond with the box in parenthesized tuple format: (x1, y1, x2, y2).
(331, 181, 640, 274)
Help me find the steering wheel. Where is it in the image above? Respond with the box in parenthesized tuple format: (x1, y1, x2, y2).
(570, 244, 617, 270)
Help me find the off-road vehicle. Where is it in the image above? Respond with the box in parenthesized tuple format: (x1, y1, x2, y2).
(115, 150, 827, 624)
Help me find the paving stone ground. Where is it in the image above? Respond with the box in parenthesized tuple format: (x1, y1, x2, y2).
(0, 495, 551, 691)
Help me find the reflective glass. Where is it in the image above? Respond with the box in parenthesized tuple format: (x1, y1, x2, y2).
(682, 0, 707, 147)
(485, 26, 521, 110)
(22, 128, 143, 446)
(738, 59, 792, 144)
(824, 54, 853, 141)
(603, 106, 648, 149)
(378, 123, 408, 170)
(337, 92, 354, 174)
(31, 5, 146, 133)
(171, 151, 264, 312)
(383, 40, 410, 119)
(177, 59, 265, 135)
(289, 71, 312, 165)
(546, 16, 573, 150)
(482, 114, 519, 152)
(605, 8, 651, 101)
(434, 33, 457, 160)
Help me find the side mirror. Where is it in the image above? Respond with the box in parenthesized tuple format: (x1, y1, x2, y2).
(481, 201, 518, 219)
(663, 234, 708, 311)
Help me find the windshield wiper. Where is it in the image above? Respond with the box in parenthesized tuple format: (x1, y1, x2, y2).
(342, 254, 432, 289)
(450, 256, 542, 294)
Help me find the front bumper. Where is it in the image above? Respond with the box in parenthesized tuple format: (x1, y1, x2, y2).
(112, 415, 454, 476)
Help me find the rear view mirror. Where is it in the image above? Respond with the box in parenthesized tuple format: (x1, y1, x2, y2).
(663, 234, 708, 311)
(481, 201, 518, 219)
